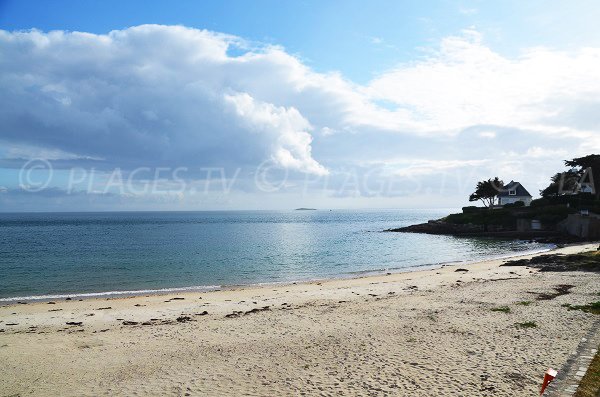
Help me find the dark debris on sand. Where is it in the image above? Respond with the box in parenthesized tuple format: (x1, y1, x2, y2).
(530, 284, 575, 301)
(225, 306, 271, 318)
(244, 306, 270, 315)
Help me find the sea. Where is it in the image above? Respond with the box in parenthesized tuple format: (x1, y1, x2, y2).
(0, 209, 553, 302)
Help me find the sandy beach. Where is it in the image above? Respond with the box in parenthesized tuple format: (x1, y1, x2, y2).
(1, 243, 599, 396)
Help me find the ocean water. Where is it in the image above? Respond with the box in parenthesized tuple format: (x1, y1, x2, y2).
(0, 210, 553, 302)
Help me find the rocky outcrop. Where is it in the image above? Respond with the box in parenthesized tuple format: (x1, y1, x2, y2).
(385, 219, 575, 241)
(501, 252, 600, 272)
(385, 220, 483, 234)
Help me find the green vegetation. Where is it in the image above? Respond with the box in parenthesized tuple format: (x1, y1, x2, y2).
(562, 301, 600, 315)
(491, 306, 511, 313)
(516, 301, 532, 306)
(515, 321, 537, 329)
(445, 204, 575, 229)
(574, 345, 600, 397)
(542, 154, 600, 200)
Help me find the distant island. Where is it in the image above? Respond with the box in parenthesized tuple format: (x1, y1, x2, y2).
(295, 208, 317, 211)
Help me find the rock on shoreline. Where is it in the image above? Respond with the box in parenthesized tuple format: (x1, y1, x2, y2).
(385, 220, 483, 235)
(501, 252, 600, 272)
(384, 220, 584, 243)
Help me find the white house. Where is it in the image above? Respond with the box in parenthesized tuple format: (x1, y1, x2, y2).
(497, 181, 533, 206)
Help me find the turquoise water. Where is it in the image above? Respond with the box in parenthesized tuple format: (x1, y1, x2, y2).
(0, 210, 552, 301)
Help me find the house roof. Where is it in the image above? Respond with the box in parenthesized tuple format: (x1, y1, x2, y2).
(497, 181, 532, 197)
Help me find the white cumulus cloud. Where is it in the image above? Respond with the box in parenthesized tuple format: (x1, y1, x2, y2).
(366, 29, 600, 139)
(0, 25, 336, 174)
(1, 25, 599, 208)
(224, 92, 328, 175)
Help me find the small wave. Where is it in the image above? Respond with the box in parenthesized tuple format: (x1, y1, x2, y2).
(0, 285, 222, 303)
(343, 260, 464, 276)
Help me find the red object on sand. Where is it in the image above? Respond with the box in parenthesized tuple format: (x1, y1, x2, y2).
(540, 368, 558, 395)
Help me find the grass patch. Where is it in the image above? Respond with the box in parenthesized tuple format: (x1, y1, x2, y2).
(563, 301, 600, 315)
(517, 301, 532, 306)
(574, 345, 600, 397)
(515, 321, 537, 329)
(491, 306, 511, 313)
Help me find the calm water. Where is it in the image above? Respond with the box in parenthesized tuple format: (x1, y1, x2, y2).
(0, 210, 552, 301)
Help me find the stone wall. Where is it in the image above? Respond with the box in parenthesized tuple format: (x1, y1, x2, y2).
(559, 213, 600, 239)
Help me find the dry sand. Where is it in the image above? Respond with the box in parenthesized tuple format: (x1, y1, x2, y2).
(1, 243, 599, 396)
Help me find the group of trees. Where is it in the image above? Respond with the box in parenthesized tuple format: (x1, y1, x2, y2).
(540, 154, 599, 199)
(469, 154, 599, 209)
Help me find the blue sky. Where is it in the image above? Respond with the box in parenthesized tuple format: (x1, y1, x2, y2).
(1, 1, 599, 211)
(5, 1, 456, 82)
(4, 0, 600, 82)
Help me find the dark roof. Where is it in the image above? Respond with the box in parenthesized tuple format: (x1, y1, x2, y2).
(497, 181, 532, 197)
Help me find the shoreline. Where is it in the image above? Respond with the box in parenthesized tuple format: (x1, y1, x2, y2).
(0, 241, 560, 305)
(1, 242, 599, 396)
(0, 242, 594, 314)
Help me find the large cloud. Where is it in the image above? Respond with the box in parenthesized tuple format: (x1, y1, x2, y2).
(1, 25, 599, 209)
(0, 25, 338, 174)
(366, 29, 600, 139)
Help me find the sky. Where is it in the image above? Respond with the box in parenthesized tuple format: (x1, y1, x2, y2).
(0, 0, 599, 211)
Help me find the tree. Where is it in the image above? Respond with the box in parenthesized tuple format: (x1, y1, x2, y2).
(565, 154, 600, 199)
(469, 177, 504, 208)
(540, 154, 600, 199)
(540, 171, 579, 198)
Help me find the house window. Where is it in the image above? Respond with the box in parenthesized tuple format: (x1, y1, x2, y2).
(509, 190, 516, 195)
